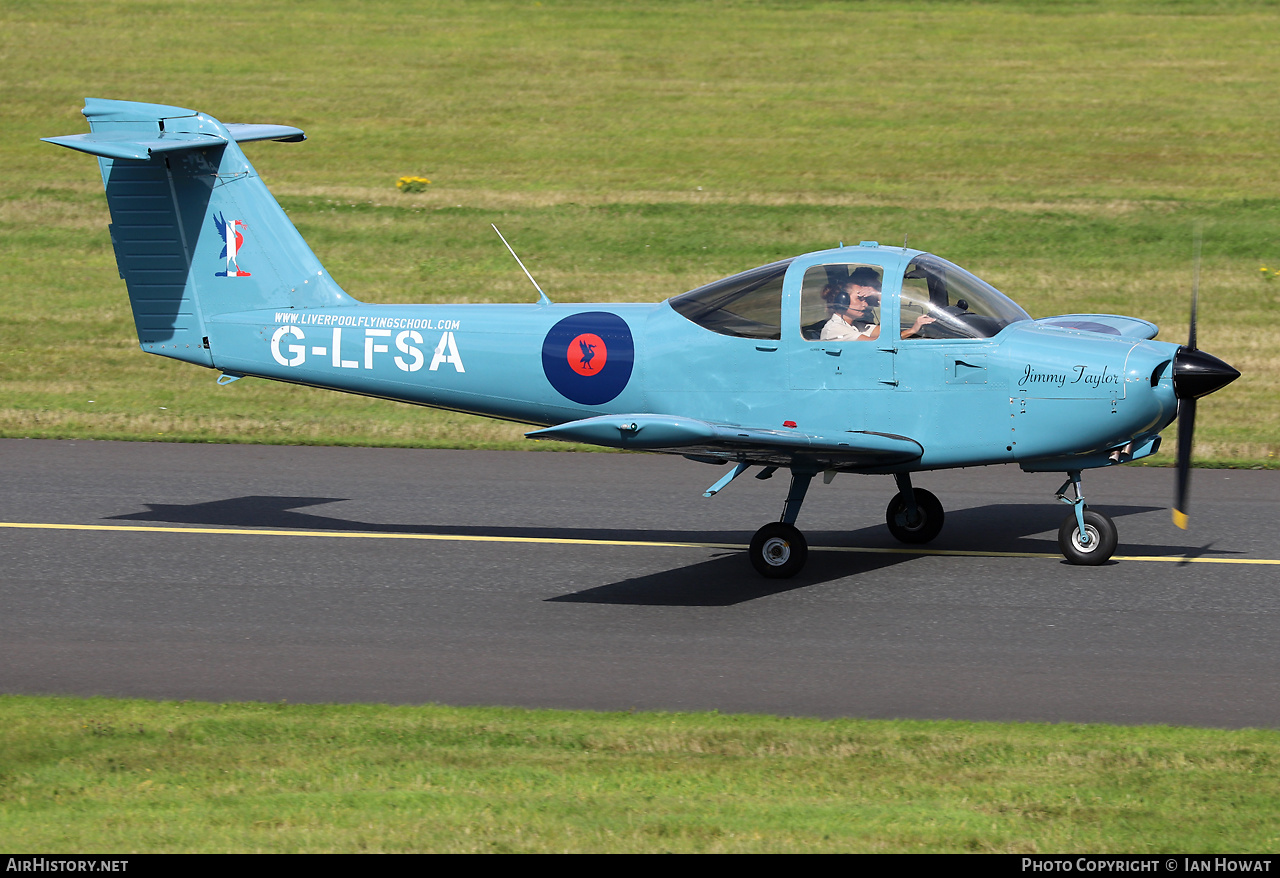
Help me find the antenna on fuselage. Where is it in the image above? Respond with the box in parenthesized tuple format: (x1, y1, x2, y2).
(492, 224, 552, 305)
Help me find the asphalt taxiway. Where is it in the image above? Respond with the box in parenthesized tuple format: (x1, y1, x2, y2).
(3, 439, 1278, 727)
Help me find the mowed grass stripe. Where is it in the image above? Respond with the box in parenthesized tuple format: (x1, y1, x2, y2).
(3, 520, 1276, 565)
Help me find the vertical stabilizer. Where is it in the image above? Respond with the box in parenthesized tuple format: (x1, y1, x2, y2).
(45, 98, 357, 366)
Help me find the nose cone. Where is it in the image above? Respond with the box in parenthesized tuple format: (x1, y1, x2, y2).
(1173, 347, 1240, 400)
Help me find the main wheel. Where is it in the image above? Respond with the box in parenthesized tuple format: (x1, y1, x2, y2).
(1057, 509, 1118, 566)
(885, 488, 945, 544)
(749, 522, 808, 579)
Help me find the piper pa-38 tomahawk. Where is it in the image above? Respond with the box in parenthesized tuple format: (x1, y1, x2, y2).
(46, 99, 1240, 578)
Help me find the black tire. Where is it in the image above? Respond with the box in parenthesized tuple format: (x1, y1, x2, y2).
(1057, 509, 1118, 566)
(749, 523, 808, 579)
(885, 488, 945, 544)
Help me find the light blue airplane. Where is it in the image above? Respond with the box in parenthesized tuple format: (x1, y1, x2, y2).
(46, 99, 1240, 578)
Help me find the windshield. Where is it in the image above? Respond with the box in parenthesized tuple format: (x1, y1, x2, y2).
(900, 254, 1030, 339)
(669, 258, 793, 340)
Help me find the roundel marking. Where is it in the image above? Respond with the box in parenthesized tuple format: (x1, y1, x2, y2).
(542, 312, 634, 406)
(567, 333, 607, 376)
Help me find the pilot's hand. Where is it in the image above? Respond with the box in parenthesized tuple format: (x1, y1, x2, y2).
(904, 314, 936, 338)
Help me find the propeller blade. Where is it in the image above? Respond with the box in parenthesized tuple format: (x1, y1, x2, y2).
(1173, 396, 1196, 530)
(1188, 228, 1201, 351)
(1173, 232, 1200, 530)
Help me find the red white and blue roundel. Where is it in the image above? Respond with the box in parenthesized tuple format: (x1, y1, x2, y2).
(541, 312, 634, 405)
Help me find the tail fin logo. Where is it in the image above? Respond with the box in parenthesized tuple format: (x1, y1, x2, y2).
(213, 212, 252, 277)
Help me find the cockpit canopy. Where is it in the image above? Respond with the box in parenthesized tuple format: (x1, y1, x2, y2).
(669, 258, 792, 340)
(669, 252, 1030, 341)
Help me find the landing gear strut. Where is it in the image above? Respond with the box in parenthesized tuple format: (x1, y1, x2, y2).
(749, 470, 813, 579)
(743, 469, 952, 578)
(728, 463, 1121, 576)
(1055, 470, 1117, 565)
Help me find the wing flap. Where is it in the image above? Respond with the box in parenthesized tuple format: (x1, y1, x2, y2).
(527, 414, 922, 468)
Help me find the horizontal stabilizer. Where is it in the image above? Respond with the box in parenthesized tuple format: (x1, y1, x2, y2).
(42, 130, 227, 161)
(527, 414, 922, 469)
(224, 123, 307, 144)
(43, 125, 303, 162)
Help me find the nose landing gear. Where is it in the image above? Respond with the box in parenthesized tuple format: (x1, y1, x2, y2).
(1055, 470, 1117, 565)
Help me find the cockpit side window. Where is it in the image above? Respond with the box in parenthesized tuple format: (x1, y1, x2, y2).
(669, 258, 792, 340)
(799, 263, 884, 341)
(900, 254, 1031, 340)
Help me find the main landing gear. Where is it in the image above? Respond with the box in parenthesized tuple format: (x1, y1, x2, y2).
(747, 471, 946, 579)
(735, 467, 1118, 579)
(748, 470, 813, 578)
(884, 473, 944, 545)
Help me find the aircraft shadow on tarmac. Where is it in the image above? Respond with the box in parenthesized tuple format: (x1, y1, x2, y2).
(106, 495, 1236, 606)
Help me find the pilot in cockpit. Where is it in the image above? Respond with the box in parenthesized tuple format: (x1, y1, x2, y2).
(820, 267, 938, 341)
(820, 288, 875, 340)
(819, 267, 884, 341)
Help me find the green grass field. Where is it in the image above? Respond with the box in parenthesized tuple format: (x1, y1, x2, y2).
(4, 695, 1280, 853)
(1, 0, 1276, 461)
(3, 1, 1280, 853)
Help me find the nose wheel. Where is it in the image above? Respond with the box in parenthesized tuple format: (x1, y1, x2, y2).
(1057, 509, 1117, 565)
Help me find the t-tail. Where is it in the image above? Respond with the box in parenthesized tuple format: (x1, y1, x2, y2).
(46, 99, 656, 428)
(44, 98, 357, 367)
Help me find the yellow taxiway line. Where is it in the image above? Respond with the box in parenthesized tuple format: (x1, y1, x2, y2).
(3, 521, 1278, 565)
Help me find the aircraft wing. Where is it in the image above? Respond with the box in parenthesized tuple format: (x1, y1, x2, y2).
(526, 414, 923, 470)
